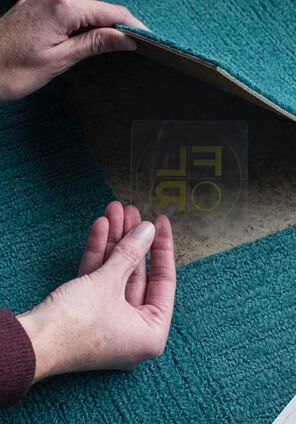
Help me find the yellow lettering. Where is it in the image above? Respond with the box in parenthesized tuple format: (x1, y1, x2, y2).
(155, 181, 187, 213)
(192, 146, 222, 176)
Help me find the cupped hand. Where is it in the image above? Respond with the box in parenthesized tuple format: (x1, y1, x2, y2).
(0, 0, 148, 101)
(18, 202, 176, 381)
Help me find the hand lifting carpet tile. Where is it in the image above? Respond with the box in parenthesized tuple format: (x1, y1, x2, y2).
(1, 0, 296, 423)
(113, 0, 296, 121)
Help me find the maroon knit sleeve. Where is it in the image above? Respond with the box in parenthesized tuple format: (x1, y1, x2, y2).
(0, 309, 36, 409)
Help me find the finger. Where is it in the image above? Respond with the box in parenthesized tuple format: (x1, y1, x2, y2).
(104, 201, 124, 261)
(103, 222, 155, 286)
(53, 27, 137, 68)
(145, 216, 176, 327)
(124, 205, 147, 306)
(78, 1, 149, 31)
(78, 216, 109, 276)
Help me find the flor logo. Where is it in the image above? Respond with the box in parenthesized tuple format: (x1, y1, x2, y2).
(155, 145, 222, 214)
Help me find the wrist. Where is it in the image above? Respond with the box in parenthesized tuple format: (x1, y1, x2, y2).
(17, 310, 59, 383)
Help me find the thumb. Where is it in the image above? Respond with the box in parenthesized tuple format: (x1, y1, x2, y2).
(53, 27, 137, 68)
(102, 221, 155, 284)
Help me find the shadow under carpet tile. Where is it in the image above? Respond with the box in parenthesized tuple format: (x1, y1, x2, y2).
(110, 0, 296, 119)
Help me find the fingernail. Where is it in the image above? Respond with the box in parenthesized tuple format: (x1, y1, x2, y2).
(130, 221, 155, 243)
(123, 37, 137, 51)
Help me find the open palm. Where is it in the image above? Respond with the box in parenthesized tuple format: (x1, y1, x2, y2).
(19, 201, 176, 381)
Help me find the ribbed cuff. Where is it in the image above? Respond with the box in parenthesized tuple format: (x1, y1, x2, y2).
(0, 309, 36, 409)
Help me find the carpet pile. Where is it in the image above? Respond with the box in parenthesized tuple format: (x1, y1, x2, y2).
(0, 82, 295, 423)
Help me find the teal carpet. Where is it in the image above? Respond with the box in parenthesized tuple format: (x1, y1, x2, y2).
(0, 82, 296, 424)
(112, 0, 296, 119)
(1, 1, 296, 423)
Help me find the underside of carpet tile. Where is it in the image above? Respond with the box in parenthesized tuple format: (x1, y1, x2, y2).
(111, 0, 296, 120)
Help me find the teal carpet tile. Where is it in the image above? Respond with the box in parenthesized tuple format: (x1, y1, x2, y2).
(111, 0, 296, 119)
(0, 81, 114, 314)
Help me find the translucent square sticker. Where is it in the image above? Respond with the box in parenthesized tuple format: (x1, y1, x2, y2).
(131, 121, 248, 245)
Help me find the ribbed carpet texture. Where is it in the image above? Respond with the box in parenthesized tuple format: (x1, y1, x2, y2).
(0, 82, 295, 424)
(1, 1, 296, 423)
(113, 0, 296, 119)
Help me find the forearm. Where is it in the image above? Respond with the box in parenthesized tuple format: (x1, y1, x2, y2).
(0, 309, 36, 409)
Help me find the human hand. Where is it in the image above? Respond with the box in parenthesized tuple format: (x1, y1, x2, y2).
(18, 202, 176, 381)
(0, 0, 148, 101)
